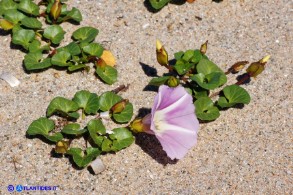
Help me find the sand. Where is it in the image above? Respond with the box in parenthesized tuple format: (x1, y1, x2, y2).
(0, 0, 292, 194)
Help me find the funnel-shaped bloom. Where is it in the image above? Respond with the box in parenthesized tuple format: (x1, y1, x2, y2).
(142, 85, 199, 160)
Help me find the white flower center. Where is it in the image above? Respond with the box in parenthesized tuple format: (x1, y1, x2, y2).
(153, 111, 166, 134)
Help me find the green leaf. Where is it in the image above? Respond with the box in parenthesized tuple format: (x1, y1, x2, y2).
(0, 0, 18, 15)
(197, 58, 223, 74)
(72, 26, 98, 43)
(58, 42, 81, 56)
(109, 128, 134, 151)
(51, 51, 71, 66)
(12, 29, 35, 50)
(149, 76, 170, 86)
(61, 123, 87, 135)
(24, 52, 52, 70)
(28, 40, 50, 53)
(47, 97, 79, 118)
(95, 65, 118, 85)
(18, 0, 40, 16)
(182, 50, 195, 62)
(88, 119, 106, 146)
(26, 117, 63, 142)
(217, 85, 251, 108)
(82, 42, 104, 57)
(113, 103, 133, 123)
(64, 7, 82, 22)
(174, 51, 184, 60)
(101, 138, 112, 152)
(4, 9, 26, 25)
(43, 25, 65, 45)
(68, 64, 88, 72)
(174, 60, 194, 75)
(98, 91, 122, 111)
(190, 50, 203, 64)
(72, 90, 99, 115)
(21, 17, 42, 29)
(149, 0, 171, 10)
(67, 147, 101, 168)
(190, 72, 224, 90)
(196, 59, 227, 86)
(195, 97, 220, 121)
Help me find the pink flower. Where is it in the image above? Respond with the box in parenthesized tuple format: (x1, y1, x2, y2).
(142, 85, 199, 160)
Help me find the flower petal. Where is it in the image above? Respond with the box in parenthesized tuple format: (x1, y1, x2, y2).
(149, 85, 199, 159)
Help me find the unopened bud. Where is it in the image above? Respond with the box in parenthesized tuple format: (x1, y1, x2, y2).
(167, 76, 179, 87)
(200, 40, 208, 54)
(186, 0, 196, 3)
(111, 99, 129, 114)
(55, 140, 69, 154)
(227, 61, 249, 74)
(156, 39, 169, 66)
(50, 0, 62, 20)
(246, 62, 265, 78)
(129, 118, 144, 133)
(0, 19, 14, 30)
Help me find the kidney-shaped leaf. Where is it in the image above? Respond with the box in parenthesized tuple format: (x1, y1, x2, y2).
(218, 85, 251, 108)
(18, 0, 40, 16)
(4, 9, 26, 24)
(88, 119, 106, 146)
(47, 97, 79, 118)
(72, 26, 98, 43)
(12, 28, 35, 50)
(191, 72, 226, 90)
(82, 42, 104, 57)
(65, 7, 82, 22)
(66, 147, 101, 168)
(51, 50, 71, 66)
(195, 97, 220, 121)
(96, 65, 117, 85)
(24, 52, 52, 70)
(43, 25, 65, 44)
(174, 60, 194, 75)
(26, 117, 63, 142)
(113, 103, 133, 123)
(109, 128, 134, 151)
(21, 17, 42, 29)
(28, 40, 50, 53)
(98, 91, 122, 111)
(61, 123, 87, 135)
(58, 42, 81, 56)
(0, 0, 18, 15)
(72, 90, 99, 114)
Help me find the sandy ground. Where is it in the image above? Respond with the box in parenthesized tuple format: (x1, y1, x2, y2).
(0, 0, 292, 194)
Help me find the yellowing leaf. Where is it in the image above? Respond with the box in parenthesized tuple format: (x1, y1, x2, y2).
(100, 50, 116, 67)
(0, 19, 14, 30)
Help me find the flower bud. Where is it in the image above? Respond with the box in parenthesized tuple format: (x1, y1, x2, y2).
(111, 99, 129, 114)
(200, 40, 208, 54)
(186, 0, 196, 3)
(246, 62, 264, 78)
(167, 76, 179, 87)
(129, 118, 144, 133)
(246, 55, 270, 78)
(156, 39, 169, 66)
(50, 0, 62, 20)
(0, 19, 14, 30)
(55, 140, 69, 154)
(226, 61, 249, 74)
